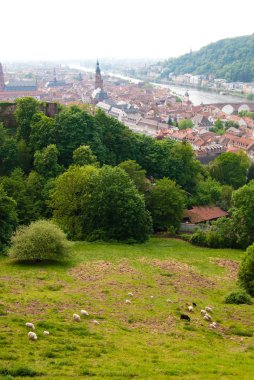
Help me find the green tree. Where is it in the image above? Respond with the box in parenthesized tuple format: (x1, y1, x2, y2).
(80, 166, 152, 242)
(72, 145, 98, 166)
(26, 171, 47, 219)
(56, 106, 105, 166)
(219, 185, 233, 210)
(210, 119, 225, 135)
(191, 177, 222, 206)
(15, 97, 39, 143)
(224, 120, 239, 130)
(34, 144, 62, 179)
(146, 177, 186, 231)
(118, 160, 148, 193)
(17, 139, 32, 173)
(238, 243, 254, 295)
(8, 220, 70, 262)
(209, 151, 250, 189)
(51, 165, 98, 239)
(0, 184, 17, 253)
(230, 180, 254, 248)
(178, 119, 193, 130)
(0, 123, 18, 175)
(0, 168, 31, 225)
(30, 112, 57, 151)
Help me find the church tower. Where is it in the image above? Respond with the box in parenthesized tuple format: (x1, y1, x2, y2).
(0, 62, 5, 91)
(95, 60, 103, 90)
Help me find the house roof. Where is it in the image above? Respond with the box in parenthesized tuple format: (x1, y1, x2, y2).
(184, 206, 228, 224)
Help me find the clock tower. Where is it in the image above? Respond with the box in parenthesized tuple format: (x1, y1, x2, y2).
(95, 60, 103, 90)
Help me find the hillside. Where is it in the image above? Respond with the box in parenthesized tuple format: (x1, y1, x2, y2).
(1, 238, 254, 379)
(161, 34, 254, 82)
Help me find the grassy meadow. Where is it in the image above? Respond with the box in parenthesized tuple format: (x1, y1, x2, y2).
(0, 238, 254, 379)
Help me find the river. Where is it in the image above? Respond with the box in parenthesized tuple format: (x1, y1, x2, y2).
(156, 83, 244, 105)
(71, 64, 245, 105)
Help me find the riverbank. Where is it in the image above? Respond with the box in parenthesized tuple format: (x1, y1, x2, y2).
(71, 64, 251, 105)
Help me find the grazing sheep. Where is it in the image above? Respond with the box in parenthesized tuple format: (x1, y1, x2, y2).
(73, 313, 81, 322)
(205, 306, 213, 313)
(150, 296, 154, 299)
(203, 313, 212, 321)
(166, 299, 172, 303)
(125, 299, 131, 304)
(127, 292, 133, 297)
(209, 322, 217, 329)
(180, 314, 190, 322)
(192, 302, 197, 307)
(81, 310, 89, 316)
(43, 331, 50, 335)
(188, 306, 193, 312)
(200, 309, 206, 315)
(25, 322, 35, 330)
(28, 332, 37, 341)
(92, 320, 99, 325)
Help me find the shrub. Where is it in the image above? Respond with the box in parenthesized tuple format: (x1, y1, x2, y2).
(238, 243, 254, 295)
(190, 230, 207, 246)
(224, 290, 252, 305)
(8, 220, 70, 262)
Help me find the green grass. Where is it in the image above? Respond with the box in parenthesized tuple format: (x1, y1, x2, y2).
(0, 238, 254, 379)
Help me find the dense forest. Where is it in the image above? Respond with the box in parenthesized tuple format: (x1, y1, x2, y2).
(1, 97, 254, 256)
(160, 34, 254, 82)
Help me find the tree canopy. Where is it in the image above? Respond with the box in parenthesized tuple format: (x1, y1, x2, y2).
(209, 151, 251, 189)
(146, 177, 186, 231)
(160, 34, 254, 82)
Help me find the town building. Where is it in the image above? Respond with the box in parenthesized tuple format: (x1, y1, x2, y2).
(91, 60, 107, 103)
(0, 62, 40, 100)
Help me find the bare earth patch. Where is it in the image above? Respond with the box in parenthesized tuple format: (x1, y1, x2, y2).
(69, 260, 139, 282)
(211, 258, 239, 280)
(143, 259, 216, 295)
(7, 300, 49, 316)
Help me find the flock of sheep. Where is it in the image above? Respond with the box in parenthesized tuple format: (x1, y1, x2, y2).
(181, 304, 217, 328)
(26, 310, 98, 341)
(26, 294, 217, 341)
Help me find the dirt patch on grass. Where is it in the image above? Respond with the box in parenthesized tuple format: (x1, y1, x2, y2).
(7, 300, 49, 316)
(69, 260, 139, 282)
(211, 259, 239, 280)
(145, 259, 216, 294)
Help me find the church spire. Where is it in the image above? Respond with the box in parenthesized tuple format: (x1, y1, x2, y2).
(0, 62, 5, 91)
(95, 59, 103, 89)
(53, 67, 57, 82)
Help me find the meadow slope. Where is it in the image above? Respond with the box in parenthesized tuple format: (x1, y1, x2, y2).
(0, 238, 254, 380)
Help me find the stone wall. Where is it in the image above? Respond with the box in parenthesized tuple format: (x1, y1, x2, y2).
(0, 102, 17, 129)
(0, 101, 59, 129)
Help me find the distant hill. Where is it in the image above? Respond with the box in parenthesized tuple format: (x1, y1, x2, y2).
(160, 34, 254, 82)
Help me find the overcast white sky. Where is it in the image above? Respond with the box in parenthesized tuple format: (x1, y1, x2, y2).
(1, 0, 254, 61)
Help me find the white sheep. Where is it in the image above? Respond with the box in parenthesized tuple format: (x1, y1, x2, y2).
(43, 331, 50, 335)
(209, 322, 217, 329)
(205, 306, 213, 313)
(127, 292, 133, 297)
(92, 320, 99, 325)
(188, 306, 193, 312)
(200, 309, 206, 315)
(81, 310, 89, 316)
(28, 331, 37, 341)
(25, 322, 35, 330)
(203, 313, 212, 321)
(125, 299, 131, 304)
(166, 299, 172, 303)
(150, 296, 154, 299)
(73, 313, 81, 322)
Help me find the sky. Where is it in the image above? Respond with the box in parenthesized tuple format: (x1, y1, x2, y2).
(1, 0, 254, 61)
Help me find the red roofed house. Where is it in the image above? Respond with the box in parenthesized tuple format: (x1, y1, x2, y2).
(183, 206, 228, 224)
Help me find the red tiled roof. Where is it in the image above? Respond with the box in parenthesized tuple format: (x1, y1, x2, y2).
(184, 206, 228, 224)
